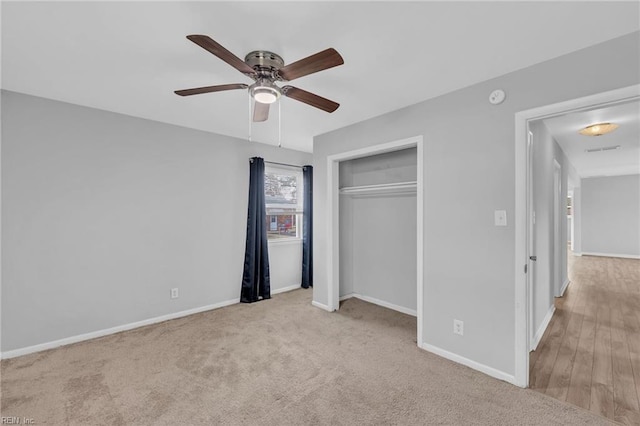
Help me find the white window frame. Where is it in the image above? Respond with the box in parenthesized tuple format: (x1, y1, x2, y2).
(264, 164, 304, 243)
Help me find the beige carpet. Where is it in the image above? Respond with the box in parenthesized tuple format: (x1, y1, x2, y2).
(1, 289, 612, 425)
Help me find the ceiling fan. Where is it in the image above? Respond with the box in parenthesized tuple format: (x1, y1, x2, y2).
(174, 35, 344, 122)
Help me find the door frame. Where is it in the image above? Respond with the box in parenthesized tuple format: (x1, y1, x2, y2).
(513, 84, 640, 388)
(568, 190, 574, 252)
(326, 135, 424, 348)
(526, 129, 535, 351)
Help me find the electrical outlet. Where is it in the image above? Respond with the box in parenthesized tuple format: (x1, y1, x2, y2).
(453, 319, 464, 336)
(170, 288, 179, 299)
(494, 210, 507, 226)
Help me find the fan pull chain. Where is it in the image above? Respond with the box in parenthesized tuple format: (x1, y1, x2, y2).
(248, 95, 252, 143)
(278, 99, 282, 148)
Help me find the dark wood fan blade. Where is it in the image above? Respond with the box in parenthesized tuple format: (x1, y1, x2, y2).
(282, 86, 339, 113)
(186, 35, 256, 76)
(253, 101, 270, 122)
(174, 83, 248, 97)
(278, 48, 344, 81)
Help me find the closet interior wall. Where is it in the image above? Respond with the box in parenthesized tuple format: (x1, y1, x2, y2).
(338, 148, 418, 314)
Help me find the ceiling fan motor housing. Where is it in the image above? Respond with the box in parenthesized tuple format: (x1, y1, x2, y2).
(244, 50, 284, 78)
(244, 51, 285, 103)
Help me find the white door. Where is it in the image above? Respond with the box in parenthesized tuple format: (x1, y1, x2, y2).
(527, 130, 536, 351)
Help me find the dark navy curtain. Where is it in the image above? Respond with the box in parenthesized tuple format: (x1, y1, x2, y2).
(301, 165, 313, 288)
(241, 157, 271, 302)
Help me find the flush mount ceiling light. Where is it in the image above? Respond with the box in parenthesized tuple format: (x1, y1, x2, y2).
(579, 122, 619, 136)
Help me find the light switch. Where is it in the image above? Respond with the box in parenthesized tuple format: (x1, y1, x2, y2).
(494, 210, 507, 226)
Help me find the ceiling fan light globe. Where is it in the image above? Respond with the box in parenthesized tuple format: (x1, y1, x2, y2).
(251, 85, 280, 104)
(254, 91, 277, 104)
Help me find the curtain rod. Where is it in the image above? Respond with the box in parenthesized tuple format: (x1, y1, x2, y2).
(266, 160, 305, 168)
(249, 159, 307, 169)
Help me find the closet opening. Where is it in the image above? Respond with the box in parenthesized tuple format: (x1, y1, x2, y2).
(326, 136, 424, 348)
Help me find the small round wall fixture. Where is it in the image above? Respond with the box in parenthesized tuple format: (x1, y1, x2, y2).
(489, 89, 506, 105)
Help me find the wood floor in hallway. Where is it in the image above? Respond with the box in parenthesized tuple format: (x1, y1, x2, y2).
(529, 253, 640, 425)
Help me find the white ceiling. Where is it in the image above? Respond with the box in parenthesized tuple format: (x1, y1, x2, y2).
(543, 100, 640, 179)
(2, 1, 639, 152)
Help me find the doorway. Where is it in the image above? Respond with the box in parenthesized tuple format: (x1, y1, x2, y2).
(525, 96, 640, 423)
(325, 136, 424, 348)
(514, 84, 640, 387)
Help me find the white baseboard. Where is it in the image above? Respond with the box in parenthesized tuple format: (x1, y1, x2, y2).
(531, 305, 556, 351)
(271, 284, 301, 295)
(572, 252, 582, 256)
(343, 293, 416, 317)
(581, 251, 640, 259)
(339, 293, 355, 301)
(0, 285, 309, 360)
(0, 297, 240, 360)
(420, 342, 517, 386)
(311, 300, 332, 312)
(560, 279, 570, 297)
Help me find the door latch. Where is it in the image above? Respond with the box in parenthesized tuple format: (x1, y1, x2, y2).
(530, 255, 537, 261)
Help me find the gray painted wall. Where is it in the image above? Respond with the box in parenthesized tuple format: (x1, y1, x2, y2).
(572, 187, 582, 254)
(530, 120, 579, 343)
(313, 32, 640, 376)
(339, 148, 418, 187)
(553, 132, 580, 297)
(346, 195, 417, 311)
(338, 149, 417, 311)
(338, 193, 355, 298)
(582, 174, 640, 257)
(1, 91, 311, 352)
(567, 165, 582, 255)
(530, 121, 554, 336)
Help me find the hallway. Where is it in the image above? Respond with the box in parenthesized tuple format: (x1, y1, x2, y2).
(529, 253, 640, 425)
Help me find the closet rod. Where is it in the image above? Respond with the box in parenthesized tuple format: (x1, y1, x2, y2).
(339, 181, 417, 195)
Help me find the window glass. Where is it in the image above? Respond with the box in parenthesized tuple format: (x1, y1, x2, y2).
(265, 166, 303, 240)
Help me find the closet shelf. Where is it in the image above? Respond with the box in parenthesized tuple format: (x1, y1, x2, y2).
(339, 181, 417, 196)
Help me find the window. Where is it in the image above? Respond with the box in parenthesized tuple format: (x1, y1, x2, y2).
(265, 165, 303, 241)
